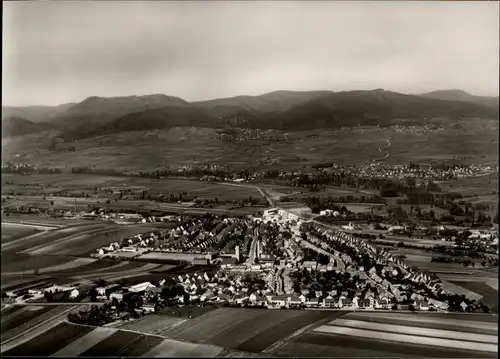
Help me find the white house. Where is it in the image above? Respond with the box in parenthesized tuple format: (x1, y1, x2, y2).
(110, 292, 124, 301)
(69, 289, 80, 299)
(129, 282, 156, 293)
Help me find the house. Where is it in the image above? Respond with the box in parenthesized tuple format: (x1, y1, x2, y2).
(110, 292, 124, 301)
(414, 300, 429, 311)
(324, 298, 337, 308)
(200, 290, 214, 302)
(234, 293, 249, 304)
(203, 272, 211, 282)
(27, 289, 43, 296)
(375, 298, 390, 309)
(306, 298, 319, 307)
(69, 289, 80, 299)
(338, 298, 353, 309)
(270, 295, 288, 307)
(429, 299, 449, 311)
(299, 294, 306, 303)
(249, 292, 259, 303)
(129, 282, 156, 293)
(289, 296, 302, 307)
(141, 304, 156, 313)
(352, 296, 360, 308)
(218, 293, 232, 302)
(358, 299, 371, 309)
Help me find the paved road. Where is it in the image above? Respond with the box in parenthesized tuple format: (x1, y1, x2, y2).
(220, 182, 275, 207)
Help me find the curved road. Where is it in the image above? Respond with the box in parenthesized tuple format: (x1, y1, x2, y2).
(376, 137, 392, 161)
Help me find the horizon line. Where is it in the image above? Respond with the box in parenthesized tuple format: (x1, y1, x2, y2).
(2, 88, 499, 108)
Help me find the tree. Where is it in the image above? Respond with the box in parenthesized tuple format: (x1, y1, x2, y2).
(89, 287, 98, 302)
(482, 305, 490, 313)
(95, 279, 107, 288)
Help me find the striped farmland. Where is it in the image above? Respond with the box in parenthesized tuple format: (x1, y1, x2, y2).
(277, 311, 498, 358)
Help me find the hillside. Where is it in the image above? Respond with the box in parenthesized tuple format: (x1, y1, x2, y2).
(5, 89, 498, 141)
(193, 90, 333, 113)
(420, 90, 499, 110)
(266, 89, 499, 130)
(1, 117, 55, 138)
(1, 104, 74, 123)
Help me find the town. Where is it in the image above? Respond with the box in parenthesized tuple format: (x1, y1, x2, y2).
(3, 205, 496, 329)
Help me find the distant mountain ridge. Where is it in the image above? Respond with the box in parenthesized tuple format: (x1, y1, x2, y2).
(2, 89, 498, 139)
(1, 103, 75, 123)
(1, 116, 55, 138)
(419, 90, 499, 109)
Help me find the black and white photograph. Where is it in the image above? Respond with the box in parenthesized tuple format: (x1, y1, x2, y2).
(1, 1, 498, 357)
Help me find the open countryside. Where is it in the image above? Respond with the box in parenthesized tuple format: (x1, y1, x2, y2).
(2, 1, 498, 357)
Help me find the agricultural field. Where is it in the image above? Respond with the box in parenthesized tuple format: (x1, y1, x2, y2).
(449, 281, 498, 312)
(1, 320, 230, 357)
(273, 311, 498, 358)
(437, 173, 498, 199)
(2, 173, 264, 203)
(0, 219, 181, 289)
(3, 123, 497, 173)
(0, 305, 75, 346)
(1, 224, 40, 244)
(160, 307, 341, 353)
(1, 307, 498, 357)
(118, 314, 188, 335)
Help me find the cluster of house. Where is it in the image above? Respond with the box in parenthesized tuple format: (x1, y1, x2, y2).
(301, 224, 460, 307)
(94, 216, 252, 265)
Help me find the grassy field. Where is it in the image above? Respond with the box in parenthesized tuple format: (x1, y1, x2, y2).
(2, 124, 497, 172)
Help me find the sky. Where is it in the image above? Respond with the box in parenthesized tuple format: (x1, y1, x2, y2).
(3, 1, 499, 106)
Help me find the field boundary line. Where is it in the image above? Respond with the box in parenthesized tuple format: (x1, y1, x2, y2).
(0, 305, 78, 353)
(65, 319, 167, 339)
